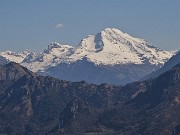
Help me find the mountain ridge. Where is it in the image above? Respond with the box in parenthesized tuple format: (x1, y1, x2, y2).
(0, 62, 35, 81)
(0, 28, 174, 85)
(0, 62, 179, 135)
(143, 51, 180, 80)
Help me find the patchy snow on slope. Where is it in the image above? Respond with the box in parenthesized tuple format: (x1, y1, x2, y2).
(22, 42, 74, 72)
(0, 50, 31, 63)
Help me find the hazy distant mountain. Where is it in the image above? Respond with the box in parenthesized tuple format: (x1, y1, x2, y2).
(0, 28, 173, 85)
(0, 62, 179, 135)
(143, 50, 180, 80)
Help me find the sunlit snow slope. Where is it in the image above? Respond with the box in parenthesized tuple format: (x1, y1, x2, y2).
(0, 28, 174, 85)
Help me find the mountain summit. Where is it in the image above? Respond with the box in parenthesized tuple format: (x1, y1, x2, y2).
(0, 50, 32, 63)
(72, 28, 171, 65)
(0, 28, 173, 85)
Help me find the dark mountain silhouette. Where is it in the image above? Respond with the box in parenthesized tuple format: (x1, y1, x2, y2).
(0, 62, 180, 135)
(100, 63, 180, 135)
(0, 62, 129, 134)
(0, 62, 35, 81)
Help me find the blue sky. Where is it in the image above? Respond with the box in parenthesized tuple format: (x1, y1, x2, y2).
(0, 0, 180, 52)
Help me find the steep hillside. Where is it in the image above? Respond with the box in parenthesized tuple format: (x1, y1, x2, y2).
(100, 63, 180, 135)
(0, 62, 132, 134)
(0, 62, 180, 135)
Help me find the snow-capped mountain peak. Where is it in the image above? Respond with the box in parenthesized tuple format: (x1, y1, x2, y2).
(1, 28, 174, 84)
(101, 28, 146, 45)
(21, 52, 37, 63)
(76, 34, 103, 53)
(43, 42, 74, 54)
(0, 50, 32, 63)
(48, 42, 61, 49)
(71, 28, 172, 65)
(21, 42, 74, 72)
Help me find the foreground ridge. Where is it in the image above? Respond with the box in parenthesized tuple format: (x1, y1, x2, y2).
(0, 62, 179, 134)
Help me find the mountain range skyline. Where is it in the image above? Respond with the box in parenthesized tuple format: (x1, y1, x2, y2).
(0, 28, 177, 85)
(1, 1, 180, 134)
